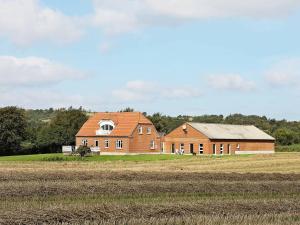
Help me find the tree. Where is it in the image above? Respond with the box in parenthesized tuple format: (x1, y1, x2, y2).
(273, 128, 297, 146)
(37, 108, 88, 152)
(0, 107, 27, 155)
(119, 107, 135, 112)
(147, 113, 184, 134)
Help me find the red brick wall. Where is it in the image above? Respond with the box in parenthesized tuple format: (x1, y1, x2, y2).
(163, 123, 275, 154)
(164, 123, 210, 154)
(129, 123, 161, 153)
(76, 137, 130, 153)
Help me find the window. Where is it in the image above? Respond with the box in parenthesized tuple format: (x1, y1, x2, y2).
(180, 143, 184, 151)
(213, 144, 216, 155)
(199, 144, 204, 154)
(147, 127, 151, 134)
(82, 139, 88, 146)
(97, 120, 115, 135)
(101, 124, 114, 131)
(105, 140, 109, 148)
(95, 140, 99, 147)
(138, 126, 143, 134)
(220, 144, 224, 155)
(161, 142, 165, 153)
(116, 140, 123, 149)
(237, 144, 240, 151)
(150, 140, 155, 149)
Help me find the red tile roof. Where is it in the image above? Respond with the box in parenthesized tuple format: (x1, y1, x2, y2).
(76, 112, 152, 137)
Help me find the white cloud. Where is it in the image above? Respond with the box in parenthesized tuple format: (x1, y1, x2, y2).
(265, 58, 300, 87)
(207, 74, 256, 91)
(112, 80, 201, 102)
(91, 0, 300, 35)
(0, 56, 87, 86)
(0, 0, 84, 46)
(3, 0, 299, 45)
(2, 0, 299, 45)
(145, 0, 300, 19)
(99, 42, 113, 53)
(0, 88, 100, 109)
(112, 80, 156, 101)
(125, 80, 156, 92)
(162, 87, 201, 98)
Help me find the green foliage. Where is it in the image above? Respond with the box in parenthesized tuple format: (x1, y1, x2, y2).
(76, 146, 91, 157)
(276, 144, 300, 152)
(36, 108, 88, 151)
(0, 107, 27, 155)
(147, 113, 184, 134)
(119, 107, 135, 112)
(274, 128, 299, 145)
(193, 115, 224, 123)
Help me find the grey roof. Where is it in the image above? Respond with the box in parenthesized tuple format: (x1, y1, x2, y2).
(188, 123, 275, 141)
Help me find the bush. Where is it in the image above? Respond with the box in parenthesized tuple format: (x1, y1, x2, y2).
(76, 146, 91, 157)
(41, 156, 67, 161)
(276, 144, 300, 152)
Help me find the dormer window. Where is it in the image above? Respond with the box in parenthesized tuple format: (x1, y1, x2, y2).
(96, 120, 115, 135)
(101, 124, 113, 131)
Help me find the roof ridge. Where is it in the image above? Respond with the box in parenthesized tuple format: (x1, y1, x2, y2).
(188, 122, 254, 127)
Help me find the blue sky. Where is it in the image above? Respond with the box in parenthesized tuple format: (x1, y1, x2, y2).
(0, 0, 300, 120)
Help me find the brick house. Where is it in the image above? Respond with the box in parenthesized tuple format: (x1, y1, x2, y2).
(163, 123, 275, 155)
(76, 112, 161, 154)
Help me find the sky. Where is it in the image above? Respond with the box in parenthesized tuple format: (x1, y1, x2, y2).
(0, 0, 300, 120)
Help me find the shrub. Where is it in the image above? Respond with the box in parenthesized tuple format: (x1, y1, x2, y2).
(41, 156, 67, 161)
(76, 146, 91, 157)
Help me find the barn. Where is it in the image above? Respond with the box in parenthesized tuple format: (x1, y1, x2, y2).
(163, 122, 275, 155)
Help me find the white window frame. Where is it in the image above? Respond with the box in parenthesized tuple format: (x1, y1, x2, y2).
(147, 127, 151, 134)
(180, 143, 184, 151)
(116, 140, 123, 149)
(199, 144, 204, 154)
(237, 144, 240, 151)
(138, 126, 143, 134)
(220, 144, 224, 155)
(150, 140, 155, 149)
(82, 139, 88, 146)
(161, 142, 165, 153)
(104, 140, 109, 148)
(95, 140, 99, 147)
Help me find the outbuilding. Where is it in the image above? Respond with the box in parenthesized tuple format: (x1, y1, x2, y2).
(163, 123, 275, 155)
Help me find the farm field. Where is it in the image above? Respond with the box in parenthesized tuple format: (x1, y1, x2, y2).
(0, 153, 299, 224)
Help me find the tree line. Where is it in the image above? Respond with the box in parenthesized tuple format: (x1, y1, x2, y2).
(0, 106, 299, 156)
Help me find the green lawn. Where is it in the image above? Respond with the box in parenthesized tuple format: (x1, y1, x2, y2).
(0, 153, 190, 162)
(0, 153, 253, 162)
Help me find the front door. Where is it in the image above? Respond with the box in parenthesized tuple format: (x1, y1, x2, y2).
(190, 144, 194, 154)
(213, 144, 216, 155)
(227, 144, 231, 155)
